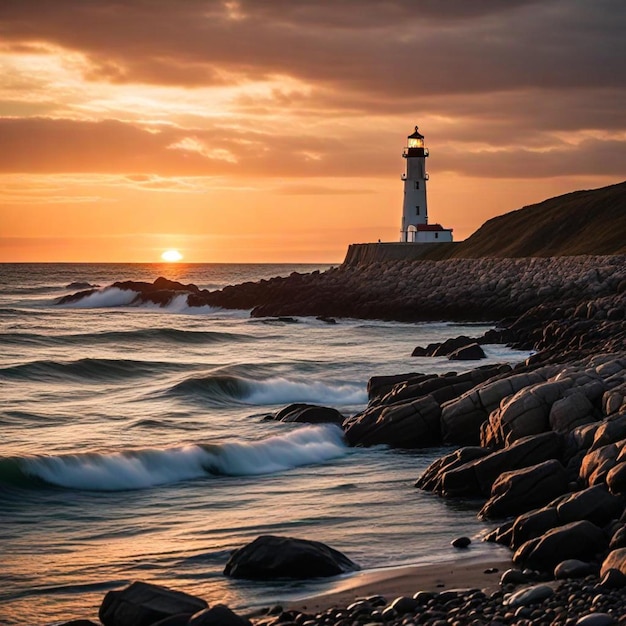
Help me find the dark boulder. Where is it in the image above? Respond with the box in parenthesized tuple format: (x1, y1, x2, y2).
(556, 484, 624, 526)
(187, 605, 251, 626)
(448, 343, 486, 361)
(607, 460, 626, 494)
(411, 335, 477, 357)
(478, 459, 569, 520)
(439, 431, 563, 498)
(342, 395, 442, 448)
(415, 446, 491, 492)
(269, 403, 344, 425)
(223, 535, 359, 580)
(99, 581, 207, 626)
(513, 520, 609, 571)
(601, 548, 626, 576)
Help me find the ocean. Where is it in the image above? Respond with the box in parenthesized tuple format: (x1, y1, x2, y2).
(0, 263, 526, 625)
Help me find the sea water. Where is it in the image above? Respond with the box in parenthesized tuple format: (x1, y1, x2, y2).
(0, 263, 525, 625)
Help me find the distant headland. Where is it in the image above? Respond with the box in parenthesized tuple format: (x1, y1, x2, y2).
(346, 180, 626, 265)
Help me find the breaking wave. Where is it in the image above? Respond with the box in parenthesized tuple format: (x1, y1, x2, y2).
(167, 373, 367, 407)
(0, 425, 347, 491)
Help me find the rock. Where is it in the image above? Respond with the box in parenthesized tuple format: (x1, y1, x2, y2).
(549, 392, 596, 433)
(187, 605, 251, 626)
(99, 581, 207, 626)
(448, 343, 486, 360)
(315, 316, 336, 324)
(451, 536, 471, 548)
(478, 459, 569, 519)
(513, 520, 608, 571)
(343, 395, 442, 448)
(503, 583, 553, 607)
(441, 369, 554, 446)
(500, 568, 529, 586)
(439, 431, 563, 498)
(609, 525, 626, 550)
(554, 559, 597, 579)
(388, 596, 421, 615)
(509, 507, 561, 550)
(601, 547, 626, 577)
(415, 446, 491, 492)
(223, 535, 359, 580)
(575, 614, 617, 626)
(598, 567, 626, 589)
(606, 459, 626, 494)
(411, 335, 477, 358)
(555, 484, 624, 526)
(270, 403, 344, 425)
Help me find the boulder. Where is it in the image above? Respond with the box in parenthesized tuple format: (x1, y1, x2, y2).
(442, 368, 555, 446)
(439, 432, 563, 498)
(415, 446, 490, 492)
(609, 525, 626, 551)
(478, 459, 569, 520)
(187, 605, 251, 626)
(549, 392, 596, 433)
(601, 548, 626, 576)
(223, 535, 359, 580)
(554, 559, 597, 579)
(606, 460, 626, 494)
(486, 380, 572, 446)
(509, 507, 561, 550)
(513, 520, 608, 571)
(448, 343, 486, 361)
(503, 584, 554, 607)
(556, 484, 624, 526)
(99, 581, 207, 626)
(270, 403, 344, 425)
(343, 395, 441, 447)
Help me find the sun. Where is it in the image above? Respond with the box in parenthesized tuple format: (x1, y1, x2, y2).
(161, 249, 183, 262)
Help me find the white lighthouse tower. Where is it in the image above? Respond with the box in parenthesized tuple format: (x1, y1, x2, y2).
(400, 126, 453, 243)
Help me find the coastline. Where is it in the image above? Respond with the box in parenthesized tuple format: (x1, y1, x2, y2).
(285, 553, 513, 614)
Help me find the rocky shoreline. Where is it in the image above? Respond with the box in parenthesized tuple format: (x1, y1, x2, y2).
(53, 255, 626, 625)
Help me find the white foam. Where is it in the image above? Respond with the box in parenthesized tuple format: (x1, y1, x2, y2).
(19, 425, 348, 491)
(21, 445, 209, 490)
(244, 377, 367, 406)
(205, 424, 348, 476)
(59, 287, 139, 309)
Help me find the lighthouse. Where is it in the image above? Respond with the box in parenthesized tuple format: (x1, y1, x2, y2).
(400, 126, 453, 243)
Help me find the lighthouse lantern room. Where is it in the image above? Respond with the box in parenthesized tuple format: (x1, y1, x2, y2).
(400, 126, 453, 243)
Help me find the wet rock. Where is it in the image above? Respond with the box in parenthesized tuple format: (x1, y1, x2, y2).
(223, 535, 359, 580)
(479, 459, 569, 519)
(438, 431, 563, 498)
(99, 581, 207, 626)
(269, 403, 345, 425)
(451, 536, 471, 548)
(554, 559, 597, 579)
(187, 604, 251, 626)
(503, 583, 553, 607)
(601, 547, 626, 577)
(514, 520, 608, 571)
(448, 343, 486, 361)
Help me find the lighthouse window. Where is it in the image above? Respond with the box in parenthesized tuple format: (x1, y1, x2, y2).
(414, 181, 420, 190)
(435, 232, 439, 239)
(416, 206, 420, 215)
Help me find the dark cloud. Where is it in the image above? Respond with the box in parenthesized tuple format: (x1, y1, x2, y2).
(1, 116, 622, 180)
(1, 0, 625, 181)
(1, 0, 625, 95)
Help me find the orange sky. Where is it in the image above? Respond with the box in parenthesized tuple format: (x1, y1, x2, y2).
(1, 1, 624, 263)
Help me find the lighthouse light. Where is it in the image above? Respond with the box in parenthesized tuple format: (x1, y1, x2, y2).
(407, 137, 424, 149)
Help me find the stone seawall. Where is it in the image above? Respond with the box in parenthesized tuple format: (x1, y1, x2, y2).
(343, 242, 457, 265)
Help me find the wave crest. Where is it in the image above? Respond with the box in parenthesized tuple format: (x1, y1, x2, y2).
(1, 425, 347, 491)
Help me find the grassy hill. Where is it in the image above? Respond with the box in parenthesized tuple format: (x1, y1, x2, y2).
(447, 181, 626, 258)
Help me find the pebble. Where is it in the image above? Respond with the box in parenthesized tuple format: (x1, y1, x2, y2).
(247, 575, 626, 626)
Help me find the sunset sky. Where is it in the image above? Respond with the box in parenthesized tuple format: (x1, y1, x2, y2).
(1, 0, 625, 262)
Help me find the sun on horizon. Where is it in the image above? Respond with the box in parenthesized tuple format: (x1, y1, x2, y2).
(161, 249, 183, 262)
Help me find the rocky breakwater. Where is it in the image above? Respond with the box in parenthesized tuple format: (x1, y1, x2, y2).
(58, 255, 625, 327)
